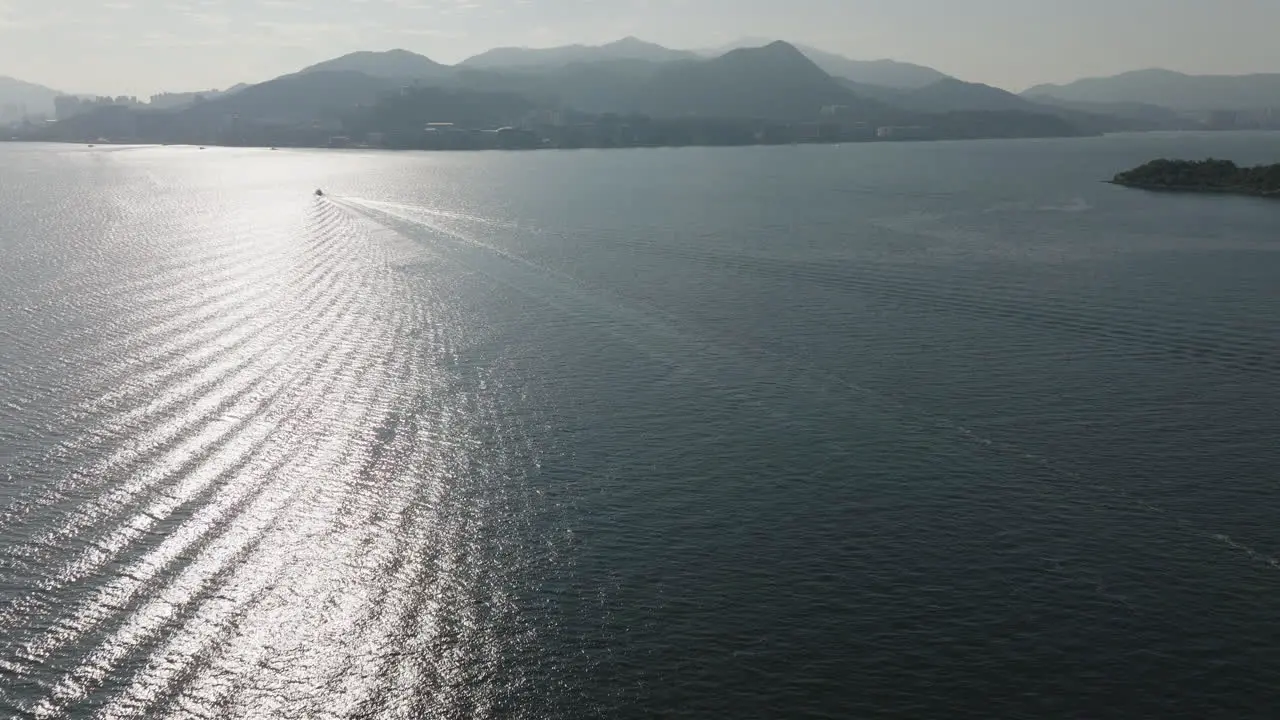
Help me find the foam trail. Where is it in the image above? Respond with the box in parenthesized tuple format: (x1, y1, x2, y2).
(337, 196, 1280, 576)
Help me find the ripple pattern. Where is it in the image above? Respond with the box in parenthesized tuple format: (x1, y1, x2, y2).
(4, 141, 1280, 719)
(1, 153, 558, 719)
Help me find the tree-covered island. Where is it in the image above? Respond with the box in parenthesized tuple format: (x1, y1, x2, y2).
(1111, 158, 1280, 197)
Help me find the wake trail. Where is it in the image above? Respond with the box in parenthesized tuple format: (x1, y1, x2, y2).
(328, 196, 1280, 576)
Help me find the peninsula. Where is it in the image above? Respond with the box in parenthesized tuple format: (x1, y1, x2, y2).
(1111, 158, 1280, 197)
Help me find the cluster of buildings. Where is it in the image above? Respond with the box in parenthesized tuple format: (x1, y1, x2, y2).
(327, 124, 539, 150)
(315, 111, 940, 151)
(0, 103, 37, 125)
(53, 95, 144, 120)
(13, 91, 949, 149)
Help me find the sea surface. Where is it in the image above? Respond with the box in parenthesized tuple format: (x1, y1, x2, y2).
(2, 134, 1280, 718)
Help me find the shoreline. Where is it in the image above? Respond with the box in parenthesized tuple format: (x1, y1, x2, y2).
(2, 131, 1099, 153)
(1109, 158, 1280, 199)
(1107, 179, 1280, 198)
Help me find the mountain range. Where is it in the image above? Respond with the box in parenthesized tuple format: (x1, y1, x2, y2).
(251, 41, 1074, 129)
(461, 37, 697, 69)
(0, 38, 972, 124)
(1024, 69, 1280, 112)
(701, 39, 952, 89)
(278, 43, 1162, 131)
(21, 40, 1107, 147)
(194, 42, 920, 126)
(456, 37, 953, 89)
(202, 41, 975, 126)
(301, 49, 450, 80)
(7, 37, 1280, 145)
(630, 42, 892, 122)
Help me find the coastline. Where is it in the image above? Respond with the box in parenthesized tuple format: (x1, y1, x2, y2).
(0, 128, 1100, 151)
(1108, 179, 1280, 198)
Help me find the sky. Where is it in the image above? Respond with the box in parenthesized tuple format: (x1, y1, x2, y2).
(2, 0, 1280, 96)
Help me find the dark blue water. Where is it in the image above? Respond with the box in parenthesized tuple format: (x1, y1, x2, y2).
(2, 135, 1280, 718)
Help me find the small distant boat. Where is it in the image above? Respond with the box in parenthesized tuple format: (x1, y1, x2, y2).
(315, 189, 325, 197)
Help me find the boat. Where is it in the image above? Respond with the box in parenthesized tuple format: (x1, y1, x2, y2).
(315, 189, 324, 197)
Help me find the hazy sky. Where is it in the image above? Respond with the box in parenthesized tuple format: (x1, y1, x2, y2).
(3, 0, 1280, 95)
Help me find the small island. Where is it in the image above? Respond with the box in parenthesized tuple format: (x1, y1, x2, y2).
(1111, 158, 1280, 197)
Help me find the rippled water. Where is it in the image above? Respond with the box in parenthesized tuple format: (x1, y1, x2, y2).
(2, 135, 1280, 718)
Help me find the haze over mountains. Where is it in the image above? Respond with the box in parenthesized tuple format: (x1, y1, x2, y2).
(4, 37, 1279, 145)
(302, 49, 450, 81)
(0, 76, 61, 122)
(216, 41, 947, 127)
(259, 40, 1088, 130)
(462, 37, 698, 69)
(1025, 69, 1280, 112)
(701, 39, 952, 89)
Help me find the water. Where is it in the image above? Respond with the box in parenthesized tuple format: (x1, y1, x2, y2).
(2, 134, 1280, 718)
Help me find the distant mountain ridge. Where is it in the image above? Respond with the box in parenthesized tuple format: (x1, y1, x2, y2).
(300, 49, 449, 79)
(462, 36, 951, 90)
(161, 41, 1088, 137)
(631, 41, 897, 122)
(461, 37, 697, 69)
(19, 41, 1280, 130)
(21, 39, 1182, 144)
(793, 45, 951, 89)
(239, 42, 905, 122)
(842, 77, 1160, 133)
(72, 41, 1067, 134)
(1024, 69, 1280, 111)
(1023, 95, 1200, 130)
(702, 38, 952, 89)
(287, 42, 899, 123)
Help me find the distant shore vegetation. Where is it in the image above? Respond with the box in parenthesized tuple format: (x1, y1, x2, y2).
(1112, 158, 1280, 197)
